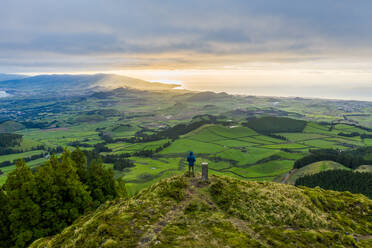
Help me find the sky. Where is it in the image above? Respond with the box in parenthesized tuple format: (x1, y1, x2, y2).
(1, 0, 372, 100)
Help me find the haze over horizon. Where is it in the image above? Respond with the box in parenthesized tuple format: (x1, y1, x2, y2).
(2, 1, 372, 100)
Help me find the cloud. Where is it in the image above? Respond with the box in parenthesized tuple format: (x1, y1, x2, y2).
(1, 0, 372, 72)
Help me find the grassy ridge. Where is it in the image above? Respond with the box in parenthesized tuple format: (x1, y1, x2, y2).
(30, 174, 372, 248)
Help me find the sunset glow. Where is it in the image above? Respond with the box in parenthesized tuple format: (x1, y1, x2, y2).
(2, 1, 372, 99)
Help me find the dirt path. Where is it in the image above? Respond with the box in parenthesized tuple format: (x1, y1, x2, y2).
(281, 169, 297, 184)
(136, 201, 189, 248)
(136, 177, 212, 248)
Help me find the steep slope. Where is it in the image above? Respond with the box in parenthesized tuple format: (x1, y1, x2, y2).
(30, 174, 372, 248)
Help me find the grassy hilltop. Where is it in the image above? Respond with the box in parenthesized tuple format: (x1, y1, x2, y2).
(30, 174, 372, 248)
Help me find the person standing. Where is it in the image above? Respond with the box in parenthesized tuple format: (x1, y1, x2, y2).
(187, 151, 196, 177)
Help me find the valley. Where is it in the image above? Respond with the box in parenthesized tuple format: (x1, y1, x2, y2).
(1, 74, 372, 196)
(3, 2, 372, 247)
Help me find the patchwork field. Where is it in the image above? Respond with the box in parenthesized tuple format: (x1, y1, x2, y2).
(2, 118, 372, 194)
(115, 122, 372, 192)
(2, 88, 372, 196)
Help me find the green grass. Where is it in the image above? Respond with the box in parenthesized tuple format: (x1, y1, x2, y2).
(160, 138, 226, 155)
(207, 125, 258, 138)
(17, 126, 101, 148)
(212, 139, 256, 148)
(3, 114, 372, 197)
(302, 139, 341, 149)
(355, 165, 372, 173)
(0, 150, 45, 163)
(229, 159, 294, 178)
(216, 147, 279, 165)
(182, 125, 228, 141)
(303, 122, 331, 134)
(278, 132, 328, 141)
(262, 143, 308, 149)
(0, 157, 48, 185)
(120, 157, 183, 194)
(236, 136, 274, 145)
(107, 139, 170, 153)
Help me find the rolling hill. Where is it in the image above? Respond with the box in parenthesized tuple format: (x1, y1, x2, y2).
(0, 120, 25, 133)
(30, 174, 372, 248)
(356, 165, 372, 173)
(286, 161, 350, 185)
(0, 73, 27, 82)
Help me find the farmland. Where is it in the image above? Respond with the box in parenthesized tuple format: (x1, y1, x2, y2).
(109, 120, 372, 192)
(2, 80, 372, 194)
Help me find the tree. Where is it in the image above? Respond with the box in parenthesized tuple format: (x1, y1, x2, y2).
(116, 178, 128, 199)
(0, 188, 11, 248)
(33, 161, 61, 236)
(295, 170, 372, 198)
(1, 148, 126, 247)
(4, 160, 41, 248)
(51, 150, 92, 225)
(87, 160, 117, 207)
(113, 158, 134, 171)
(71, 147, 88, 182)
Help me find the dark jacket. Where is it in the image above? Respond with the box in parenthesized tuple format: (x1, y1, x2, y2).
(187, 152, 196, 166)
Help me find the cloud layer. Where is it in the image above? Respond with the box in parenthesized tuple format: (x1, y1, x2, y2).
(1, 0, 372, 72)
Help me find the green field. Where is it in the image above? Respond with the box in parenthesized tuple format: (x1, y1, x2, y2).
(3, 119, 372, 193)
(2, 86, 372, 194)
(113, 122, 372, 192)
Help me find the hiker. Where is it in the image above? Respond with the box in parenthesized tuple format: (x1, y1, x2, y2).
(187, 151, 196, 177)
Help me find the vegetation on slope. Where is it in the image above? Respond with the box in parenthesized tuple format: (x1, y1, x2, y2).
(243, 116, 307, 134)
(356, 165, 372, 173)
(295, 170, 372, 199)
(0, 148, 126, 248)
(0, 133, 23, 147)
(293, 147, 372, 170)
(287, 160, 349, 184)
(30, 174, 372, 248)
(0, 121, 25, 133)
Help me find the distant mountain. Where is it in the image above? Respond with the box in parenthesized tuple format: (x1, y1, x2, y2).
(186, 91, 231, 102)
(0, 73, 27, 82)
(0, 74, 179, 98)
(95, 74, 179, 91)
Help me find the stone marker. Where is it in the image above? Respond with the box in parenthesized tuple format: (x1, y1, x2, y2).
(202, 162, 208, 181)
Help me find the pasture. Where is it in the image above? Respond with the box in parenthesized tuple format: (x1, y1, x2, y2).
(114, 121, 372, 193)
(2, 119, 372, 195)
